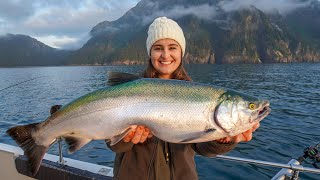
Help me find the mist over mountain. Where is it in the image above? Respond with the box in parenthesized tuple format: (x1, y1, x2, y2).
(1, 0, 319, 66)
(69, 0, 320, 65)
(284, 0, 320, 48)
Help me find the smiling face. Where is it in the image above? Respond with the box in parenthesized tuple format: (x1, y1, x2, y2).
(150, 38, 182, 79)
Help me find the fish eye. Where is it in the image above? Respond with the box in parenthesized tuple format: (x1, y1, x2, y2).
(249, 103, 256, 110)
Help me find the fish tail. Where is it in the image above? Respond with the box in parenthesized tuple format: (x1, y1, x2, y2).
(6, 123, 48, 176)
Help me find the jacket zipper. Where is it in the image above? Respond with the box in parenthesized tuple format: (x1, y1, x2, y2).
(147, 138, 158, 180)
(165, 142, 174, 179)
(165, 142, 170, 164)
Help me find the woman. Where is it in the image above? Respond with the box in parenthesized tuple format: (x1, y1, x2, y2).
(108, 17, 260, 180)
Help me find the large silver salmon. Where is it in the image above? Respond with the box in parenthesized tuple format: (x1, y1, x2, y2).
(7, 72, 270, 176)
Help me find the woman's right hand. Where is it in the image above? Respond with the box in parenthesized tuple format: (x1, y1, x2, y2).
(123, 126, 153, 144)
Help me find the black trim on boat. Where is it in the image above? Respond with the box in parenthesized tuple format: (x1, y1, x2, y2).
(15, 155, 113, 180)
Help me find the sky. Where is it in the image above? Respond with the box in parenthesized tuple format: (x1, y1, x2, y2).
(0, 0, 317, 50)
(0, 0, 140, 49)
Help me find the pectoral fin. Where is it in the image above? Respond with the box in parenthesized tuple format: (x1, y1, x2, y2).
(179, 128, 216, 143)
(63, 135, 92, 154)
(107, 125, 136, 146)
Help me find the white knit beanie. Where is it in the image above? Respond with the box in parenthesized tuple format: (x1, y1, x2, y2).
(146, 17, 186, 57)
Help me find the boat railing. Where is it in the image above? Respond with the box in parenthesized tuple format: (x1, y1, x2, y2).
(1, 120, 319, 179)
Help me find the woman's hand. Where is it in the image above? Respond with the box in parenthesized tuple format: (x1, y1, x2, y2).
(215, 122, 260, 144)
(123, 125, 153, 144)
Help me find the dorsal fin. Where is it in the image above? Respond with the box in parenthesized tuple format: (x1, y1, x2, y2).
(107, 72, 141, 86)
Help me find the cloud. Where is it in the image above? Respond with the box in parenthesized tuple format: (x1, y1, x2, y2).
(34, 33, 90, 50)
(140, 0, 314, 26)
(218, 0, 312, 15)
(141, 4, 218, 25)
(0, 0, 315, 49)
(138, 2, 219, 26)
(0, 0, 139, 49)
(0, 0, 34, 21)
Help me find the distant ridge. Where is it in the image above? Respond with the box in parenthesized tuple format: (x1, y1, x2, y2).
(0, 34, 70, 66)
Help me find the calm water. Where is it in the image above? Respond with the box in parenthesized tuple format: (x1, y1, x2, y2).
(0, 64, 319, 179)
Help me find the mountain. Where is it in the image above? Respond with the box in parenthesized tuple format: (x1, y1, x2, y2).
(284, 0, 320, 49)
(0, 34, 70, 66)
(69, 0, 320, 65)
(1, 0, 319, 66)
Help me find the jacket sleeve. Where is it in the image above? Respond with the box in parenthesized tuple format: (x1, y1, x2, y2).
(105, 140, 134, 153)
(191, 141, 237, 157)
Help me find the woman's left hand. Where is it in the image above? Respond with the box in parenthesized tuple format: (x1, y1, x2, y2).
(215, 122, 260, 144)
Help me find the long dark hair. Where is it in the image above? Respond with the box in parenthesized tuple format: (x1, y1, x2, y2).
(142, 58, 192, 81)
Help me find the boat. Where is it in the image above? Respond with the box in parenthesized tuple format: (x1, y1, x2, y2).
(0, 142, 113, 180)
(1, 141, 319, 180)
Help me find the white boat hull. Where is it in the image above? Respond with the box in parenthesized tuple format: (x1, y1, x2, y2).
(0, 143, 113, 180)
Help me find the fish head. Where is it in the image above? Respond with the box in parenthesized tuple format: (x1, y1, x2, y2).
(213, 90, 271, 136)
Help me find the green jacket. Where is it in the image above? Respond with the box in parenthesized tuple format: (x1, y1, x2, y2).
(107, 137, 236, 180)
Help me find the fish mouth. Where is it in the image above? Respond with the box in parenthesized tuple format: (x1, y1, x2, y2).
(254, 102, 271, 122)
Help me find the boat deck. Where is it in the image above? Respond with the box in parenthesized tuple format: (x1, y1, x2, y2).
(0, 143, 113, 180)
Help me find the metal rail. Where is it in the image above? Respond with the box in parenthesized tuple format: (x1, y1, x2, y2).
(2, 120, 320, 175)
(214, 155, 320, 174)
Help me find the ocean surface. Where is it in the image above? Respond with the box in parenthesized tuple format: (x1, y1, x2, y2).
(0, 63, 319, 179)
